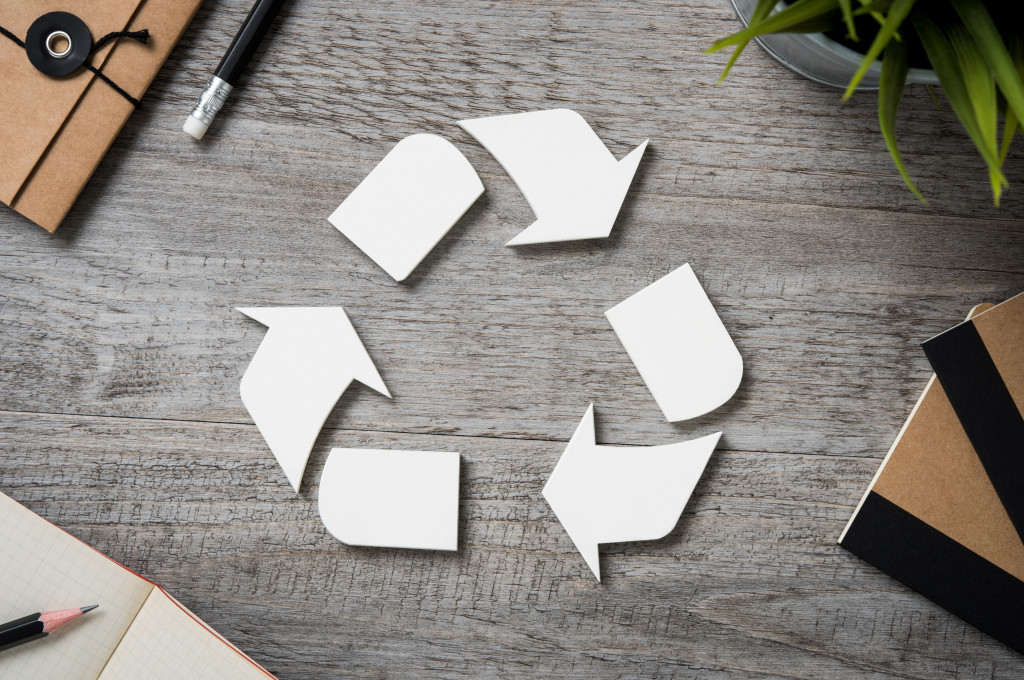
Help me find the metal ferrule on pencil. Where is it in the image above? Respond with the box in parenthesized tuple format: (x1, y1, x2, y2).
(187, 76, 233, 128)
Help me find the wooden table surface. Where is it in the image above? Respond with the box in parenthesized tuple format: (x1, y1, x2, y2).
(3, 1, 1024, 678)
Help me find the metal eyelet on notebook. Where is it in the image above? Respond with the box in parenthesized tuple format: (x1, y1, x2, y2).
(45, 30, 73, 59)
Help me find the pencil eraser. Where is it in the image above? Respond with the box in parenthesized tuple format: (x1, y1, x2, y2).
(183, 115, 209, 140)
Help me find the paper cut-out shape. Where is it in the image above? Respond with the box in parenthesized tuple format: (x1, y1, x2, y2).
(237, 307, 391, 493)
(605, 263, 743, 422)
(328, 134, 484, 282)
(319, 449, 460, 550)
(542, 405, 720, 580)
(458, 109, 648, 246)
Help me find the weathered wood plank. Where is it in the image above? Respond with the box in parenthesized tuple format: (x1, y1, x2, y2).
(2, 192, 1022, 454)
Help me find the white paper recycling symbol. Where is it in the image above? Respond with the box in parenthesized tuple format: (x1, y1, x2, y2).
(235, 109, 743, 577)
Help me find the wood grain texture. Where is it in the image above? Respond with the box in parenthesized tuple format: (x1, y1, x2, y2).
(2, 0, 1024, 677)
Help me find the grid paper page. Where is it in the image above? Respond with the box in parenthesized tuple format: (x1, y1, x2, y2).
(0, 493, 155, 680)
(98, 588, 273, 680)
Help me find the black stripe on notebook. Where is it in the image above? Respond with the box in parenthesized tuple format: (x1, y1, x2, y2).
(922, 319, 1024, 543)
(840, 491, 1024, 655)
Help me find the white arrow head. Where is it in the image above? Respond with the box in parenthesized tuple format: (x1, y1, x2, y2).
(458, 109, 648, 246)
(542, 405, 720, 581)
(237, 307, 391, 493)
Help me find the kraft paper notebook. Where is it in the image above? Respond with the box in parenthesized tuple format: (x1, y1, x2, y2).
(0, 492, 275, 679)
(0, 1, 202, 232)
(839, 296, 1024, 654)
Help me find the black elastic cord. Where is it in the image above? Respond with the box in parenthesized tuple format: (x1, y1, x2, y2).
(0, 24, 149, 109)
(87, 29, 151, 109)
(82, 63, 142, 108)
(92, 29, 149, 52)
(0, 24, 24, 48)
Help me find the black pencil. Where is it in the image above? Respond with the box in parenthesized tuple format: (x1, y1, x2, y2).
(0, 605, 98, 653)
(184, 0, 288, 140)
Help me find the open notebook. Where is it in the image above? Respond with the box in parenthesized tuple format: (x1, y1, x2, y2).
(0, 492, 275, 679)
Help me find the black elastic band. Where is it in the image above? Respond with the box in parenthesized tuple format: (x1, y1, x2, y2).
(0, 23, 148, 109)
(922, 319, 1024, 542)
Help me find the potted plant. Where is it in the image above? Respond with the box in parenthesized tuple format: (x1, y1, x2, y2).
(709, 0, 1023, 205)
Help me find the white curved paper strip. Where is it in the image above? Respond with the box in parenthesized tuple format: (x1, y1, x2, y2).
(237, 307, 391, 493)
(605, 263, 743, 422)
(458, 109, 648, 246)
(328, 134, 484, 282)
(543, 405, 720, 580)
(319, 449, 460, 551)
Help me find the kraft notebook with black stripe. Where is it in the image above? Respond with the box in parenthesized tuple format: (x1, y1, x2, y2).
(839, 294, 1024, 655)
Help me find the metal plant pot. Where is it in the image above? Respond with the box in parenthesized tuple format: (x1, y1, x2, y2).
(730, 0, 939, 89)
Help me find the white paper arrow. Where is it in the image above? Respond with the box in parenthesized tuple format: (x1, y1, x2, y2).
(542, 405, 720, 581)
(237, 307, 391, 493)
(319, 448, 460, 550)
(328, 134, 484, 282)
(606, 263, 743, 422)
(458, 109, 648, 246)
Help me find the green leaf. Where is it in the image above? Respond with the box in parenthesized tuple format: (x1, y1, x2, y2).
(839, 0, 857, 40)
(718, 46, 747, 84)
(751, 0, 783, 25)
(912, 13, 1008, 202)
(842, 0, 917, 99)
(950, 0, 1024, 132)
(947, 25, 1003, 204)
(949, 27, 997, 151)
(855, 0, 900, 41)
(707, 0, 840, 53)
(717, 0, 780, 83)
(853, 0, 893, 16)
(878, 37, 924, 201)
